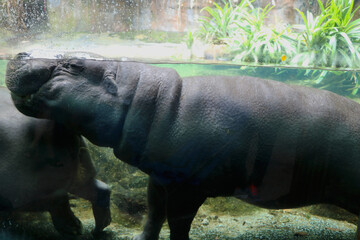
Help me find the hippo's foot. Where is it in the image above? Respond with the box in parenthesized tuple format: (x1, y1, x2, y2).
(133, 232, 158, 240)
(50, 209, 84, 236)
(92, 205, 111, 234)
(49, 195, 84, 236)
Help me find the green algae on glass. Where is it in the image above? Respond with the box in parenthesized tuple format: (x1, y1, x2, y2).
(0, 60, 7, 86)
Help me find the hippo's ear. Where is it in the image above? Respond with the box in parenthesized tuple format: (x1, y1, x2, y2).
(102, 72, 118, 96)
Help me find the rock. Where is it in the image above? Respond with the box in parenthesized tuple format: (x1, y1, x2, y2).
(202, 218, 209, 226)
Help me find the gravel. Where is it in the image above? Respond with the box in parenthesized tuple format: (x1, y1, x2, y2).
(0, 201, 357, 240)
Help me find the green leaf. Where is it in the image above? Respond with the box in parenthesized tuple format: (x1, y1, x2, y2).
(317, 0, 326, 13)
(339, 31, 355, 53)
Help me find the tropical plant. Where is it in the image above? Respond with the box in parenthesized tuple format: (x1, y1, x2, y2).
(293, 0, 360, 68)
(299, 69, 360, 95)
(197, 1, 298, 64)
(226, 4, 297, 64)
(185, 31, 194, 49)
(196, 0, 360, 96)
(197, 0, 253, 44)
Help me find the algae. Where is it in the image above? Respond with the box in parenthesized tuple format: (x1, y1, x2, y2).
(0, 60, 7, 86)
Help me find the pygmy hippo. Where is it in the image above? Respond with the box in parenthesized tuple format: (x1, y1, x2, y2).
(0, 86, 111, 236)
(5, 53, 360, 240)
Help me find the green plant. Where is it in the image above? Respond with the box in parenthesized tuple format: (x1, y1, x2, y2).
(226, 4, 297, 64)
(197, 1, 298, 64)
(196, 0, 360, 98)
(293, 0, 360, 68)
(197, 0, 252, 44)
(291, 11, 331, 66)
(300, 69, 360, 95)
(290, 0, 360, 96)
(185, 31, 194, 49)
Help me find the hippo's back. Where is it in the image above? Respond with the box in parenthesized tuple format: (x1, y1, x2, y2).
(176, 76, 360, 210)
(181, 75, 360, 124)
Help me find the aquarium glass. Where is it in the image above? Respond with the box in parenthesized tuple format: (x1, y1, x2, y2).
(1, 0, 360, 239)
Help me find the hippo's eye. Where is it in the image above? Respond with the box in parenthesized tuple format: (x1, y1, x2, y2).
(62, 59, 85, 72)
(62, 62, 70, 68)
(59, 60, 84, 75)
(70, 63, 84, 72)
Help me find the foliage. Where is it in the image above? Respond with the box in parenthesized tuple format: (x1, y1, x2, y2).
(226, 4, 297, 64)
(291, 0, 360, 94)
(196, 0, 360, 95)
(293, 0, 360, 68)
(197, 0, 253, 44)
(197, 0, 297, 64)
(185, 31, 194, 49)
(298, 69, 360, 95)
(197, 0, 360, 68)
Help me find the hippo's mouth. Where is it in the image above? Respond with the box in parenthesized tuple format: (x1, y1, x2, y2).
(5, 52, 63, 118)
(11, 92, 36, 104)
(6, 52, 58, 98)
(9, 91, 47, 118)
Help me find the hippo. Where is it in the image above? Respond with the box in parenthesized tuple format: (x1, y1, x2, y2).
(0, 86, 111, 236)
(5, 52, 360, 240)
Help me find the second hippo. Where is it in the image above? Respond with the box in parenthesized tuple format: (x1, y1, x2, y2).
(0, 87, 111, 236)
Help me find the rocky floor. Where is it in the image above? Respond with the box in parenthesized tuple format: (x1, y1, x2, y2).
(0, 145, 358, 240)
(0, 197, 357, 240)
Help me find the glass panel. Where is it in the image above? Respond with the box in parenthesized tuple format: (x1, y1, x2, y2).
(1, 1, 360, 240)
(1, 0, 360, 69)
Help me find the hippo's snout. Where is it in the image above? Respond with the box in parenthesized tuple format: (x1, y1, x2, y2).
(14, 52, 32, 60)
(6, 52, 57, 97)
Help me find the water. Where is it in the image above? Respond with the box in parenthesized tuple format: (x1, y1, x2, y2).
(2, 0, 360, 238)
(2, 57, 360, 97)
(1, 56, 360, 239)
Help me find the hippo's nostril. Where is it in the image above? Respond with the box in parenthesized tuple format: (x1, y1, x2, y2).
(24, 94, 34, 104)
(15, 52, 31, 60)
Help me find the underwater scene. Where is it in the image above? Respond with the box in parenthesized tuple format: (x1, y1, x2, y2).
(2, 0, 360, 240)
(1, 58, 360, 240)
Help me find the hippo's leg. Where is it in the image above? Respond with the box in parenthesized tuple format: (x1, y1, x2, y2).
(48, 194, 84, 236)
(15, 193, 83, 236)
(166, 186, 206, 240)
(69, 179, 111, 233)
(91, 179, 112, 233)
(134, 177, 167, 240)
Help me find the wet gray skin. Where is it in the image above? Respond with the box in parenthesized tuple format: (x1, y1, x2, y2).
(6, 52, 360, 240)
(0, 86, 111, 236)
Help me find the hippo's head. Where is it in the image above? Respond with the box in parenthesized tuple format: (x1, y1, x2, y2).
(6, 53, 123, 147)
